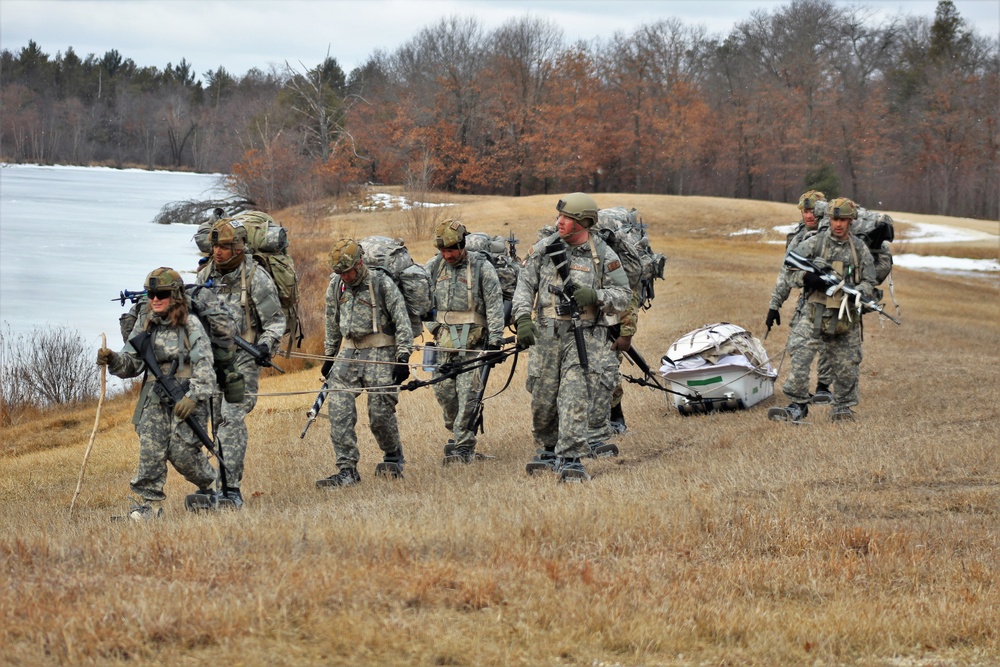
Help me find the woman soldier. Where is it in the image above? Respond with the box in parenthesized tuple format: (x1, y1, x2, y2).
(97, 267, 219, 520)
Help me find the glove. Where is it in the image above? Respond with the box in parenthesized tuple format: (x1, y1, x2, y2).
(611, 335, 632, 352)
(766, 309, 781, 328)
(392, 353, 410, 385)
(173, 396, 196, 420)
(252, 342, 271, 365)
(571, 285, 598, 308)
(515, 316, 537, 349)
(803, 272, 826, 291)
(320, 359, 334, 378)
(96, 347, 116, 366)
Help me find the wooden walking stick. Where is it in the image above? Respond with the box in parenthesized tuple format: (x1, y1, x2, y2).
(70, 333, 107, 518)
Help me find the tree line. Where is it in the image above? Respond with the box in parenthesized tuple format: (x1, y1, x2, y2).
(2, 0, 997, 219)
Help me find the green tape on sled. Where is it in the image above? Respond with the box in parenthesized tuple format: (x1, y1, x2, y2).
(687, 376, 723, 387)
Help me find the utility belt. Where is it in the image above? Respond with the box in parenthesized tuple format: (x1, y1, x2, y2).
(435, 310, 487, 327)
(536, 315, 603, 338)
(806, 290, 857, 336)
(541, 304, 598, 322)
(144, 362, 192, 385)
(342, 332, 396, 349)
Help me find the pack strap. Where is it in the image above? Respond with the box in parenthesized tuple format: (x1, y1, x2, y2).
(343, 332, 396, 349)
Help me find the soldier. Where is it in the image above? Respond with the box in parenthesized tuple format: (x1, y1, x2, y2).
(512, 193, 632, 482)
(766, 190, 834, 402)
(774, 198, 876, 422)
(316, 239, 413, 487)
(196, 218, 286, 508)
(97, 268, 218, 520)
(424, 220, 505, 464)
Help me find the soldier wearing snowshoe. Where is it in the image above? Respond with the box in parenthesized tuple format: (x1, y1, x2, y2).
(776, 198, 876, 422)
(767, 191, 834, 402)
(196, 218, 286, 508)
(316, 239, 413, 488)
(424, 220, 505, 464)
(512, 193, 632, 482)
(97, 268, 219, 521)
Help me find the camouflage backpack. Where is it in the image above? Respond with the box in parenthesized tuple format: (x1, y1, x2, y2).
(196, 210, 304, 354)
(464, 232, 521, 324)
(359, 236, 433, 337)
(597, 206, 667, 309)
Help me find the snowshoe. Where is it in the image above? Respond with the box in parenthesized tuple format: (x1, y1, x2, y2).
(113, 498, 163, 522)
(316, 468, 361, 488)
(526, 449, 558, 476)
(443, 447, 474, 465)
(768, 402, 809, 423)
(557, 459, 590, 483)
(810, 383, 833, 405)
(588, 442, 619, 459)
(185, 489, 220, 512)
(375, 462, 404, 479)
(830, 406, 856, 422)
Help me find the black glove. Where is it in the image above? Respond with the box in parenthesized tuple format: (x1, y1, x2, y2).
(252, 342, 271, 365)
(803, 272, 826, 291)
(320, 359, 334, 378)
(766, 309, 781, 328)
(392, 354, 410, 385)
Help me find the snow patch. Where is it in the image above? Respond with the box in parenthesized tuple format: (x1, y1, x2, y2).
(893, 254, 999, 273)
(359, 192, 455, 212)
(728, 228, 765, 236)
(895, 221, 995, 244)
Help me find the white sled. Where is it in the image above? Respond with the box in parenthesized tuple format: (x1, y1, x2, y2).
(659, 322, 777, 416)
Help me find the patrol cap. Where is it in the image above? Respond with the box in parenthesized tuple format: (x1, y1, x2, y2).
(210, 218, 248, 250)
(329, 239, 363, 274)
(827, 197, 858, 220)
(434, 220, 467, 249)
(797, 190, 826, 211)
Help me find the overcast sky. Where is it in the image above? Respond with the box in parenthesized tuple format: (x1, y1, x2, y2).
(2, 0, 997, 82)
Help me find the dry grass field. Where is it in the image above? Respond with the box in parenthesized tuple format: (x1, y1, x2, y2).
(2, 192, 998, 666)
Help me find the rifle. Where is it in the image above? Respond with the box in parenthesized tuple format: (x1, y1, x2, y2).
(233, 335, 284, 372)
(130, 331, 229, 494)
(784, 251, 901, 325)
(608, 325, 665, 390)
(113, 289, 146, 306)
(465, 336, 516, 435)
(544, 238, 588, 369)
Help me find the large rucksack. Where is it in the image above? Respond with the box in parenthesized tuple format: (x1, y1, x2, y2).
(597, 206, 667, 309)
(464, 232, 521, 325)
(196, 210, 304, 354)
(359, 236, 433, 337)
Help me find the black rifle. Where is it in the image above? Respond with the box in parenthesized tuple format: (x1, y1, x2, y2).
(233, 335, 284, 372)
(465, 336, 516, 435)
(544, 238, 588, 369)
(113, 289, 146, 305)
(130, 331, 229, 494)
(784, 251, 901, 325)
(507, 230, 520, 262)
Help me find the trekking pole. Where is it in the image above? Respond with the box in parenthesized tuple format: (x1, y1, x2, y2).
(70, 333, 107, 518)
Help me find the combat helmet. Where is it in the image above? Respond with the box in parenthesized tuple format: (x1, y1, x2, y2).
(798, 190, 826, 211)
(210, 218, 248, 251)
(434, 220, 467, 249)
(556, 192, 599, 228)
(827, 197, 858, 220)
(144, 267, 185, 301)
(329, 239, 363, 274)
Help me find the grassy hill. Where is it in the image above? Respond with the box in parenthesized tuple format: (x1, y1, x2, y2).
(2, 192, 998, 666)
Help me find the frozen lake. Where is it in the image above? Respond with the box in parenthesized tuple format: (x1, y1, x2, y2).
(0, 163, 228, 351)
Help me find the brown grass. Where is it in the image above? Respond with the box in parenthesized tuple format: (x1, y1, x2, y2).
(2, 194, 998, 666)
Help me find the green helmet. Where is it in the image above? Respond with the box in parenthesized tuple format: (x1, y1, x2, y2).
(144, 267, 184, 300)
(210, 218, 248, 251)
(797, 190, 826, 211)
(434, 220, 467, 249)
(827, 197, 858, 220)
(329, 239, 363, 274)
(556, 192, 599, 228)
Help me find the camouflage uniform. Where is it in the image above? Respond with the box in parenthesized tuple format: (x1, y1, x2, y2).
(782, 230, 876, 411)
(325, 265, 413, 470)
(424, 250, 505, 452)
(512, 232, 631, 459)
(196, 254, 285, 492)
(108, 313, 217, 501)
(608, 293, 639, 421)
